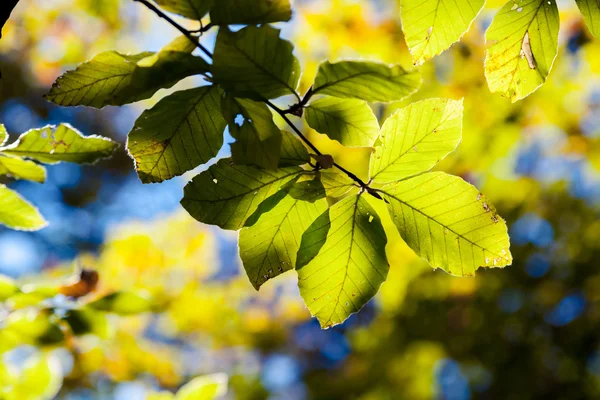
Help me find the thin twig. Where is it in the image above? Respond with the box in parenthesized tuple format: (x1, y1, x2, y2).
(132, 0, 213, 59)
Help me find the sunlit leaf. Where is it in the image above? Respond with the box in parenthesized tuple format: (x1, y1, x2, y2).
(484, 0, 559, 102)
(312, 60, 421, 102)
(0, 185, 46, 231)
(128, 86, 226, 183)
(181, 159, 303, 230)
(576, 0, 600, 39)
(305, 97, 379, 147)
(45, 47, 208, 108)
(296, 195, 389, 328)
(224, 97, 282, 170)
(319, 169, 357, 198)
(370, 98, 463, 184)
(279, 130, 310, 166)
(88, 291, 153, 315)
(154, 0, 213, 20)
(212, 25, 300, 100)
(0, 154, 46, 183)
(239, 178, 328, 289)
(64, 308, 110, 338)
(176, 373, 228, 400)
(0, 275, 18, 301)
(0, 124, 7, 146)
(211, 0, 291, 25)
(381, 172, 512, 276)
(401, 0, 484, 65)
(1, 124, 118, 164)
(3, 309, 64, 345)
(0, 353, 63, 400)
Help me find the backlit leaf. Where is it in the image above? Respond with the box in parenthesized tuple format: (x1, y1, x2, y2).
(0, 185, 47, 231)
(181, 159, 303, 230)
(0, 154, 46, 183)
(212, 25, 300, 100)
(319, 169, 357, 198)
(239, 178, 328, 289)
(1, 124, 118, 164)
(484, 0, 559, 102)
(279, 130, 310, 166)
(576, 0, 600, 38)
(401, 0, 484, 65)
(176, 373, 228, 400)
(381, 172, 512, 276)
(45, 47, 208, 108)
(312, 60, 421, 102)
(296, 195, 389, 328)
(154, 0, 213, 20)
(305, 97, 379, 147)
(370, 98, 463, 184)
(0, 124, 7, 146)
(88, 291, 153, 315)
(211, 0, 291, 25)
(226, 97, 282, 170)
(127, 86, 226, 183)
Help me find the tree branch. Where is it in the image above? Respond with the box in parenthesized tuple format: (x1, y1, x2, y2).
(132, 0, 381, 200)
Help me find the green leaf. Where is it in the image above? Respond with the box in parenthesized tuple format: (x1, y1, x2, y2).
(0, 185, 47, 231)
(0, 154, 46, 183)
(305, 97, 379, 147)
(318, 170, 357, 198)
(45, 47, 209, 108)
(210, 0, 291, 25)
(0, 124, 7, 146)
(176, 373, 228, 400)
(88, 291, 153, 315)
(370, 98, 463, 184)
(3, 309, 64, 345)
(312, 60, 421, 103)
(212, 25, 300, 100)
(0, 275, 18, 301)
(576, 0, 600, 38)
(64, 308, 110, 338)
(154, 0, 213, 20)
(1, 124, 118, 164)
(381, 172, 512, 276)
(401, 0, 484, 65)
(127, 86, 226, 183)
(181, 159, 303, 230)
(239, 178, 328, 289)
(484, 0, 559, 102)
(296, 195, 389, 328)
(279, 130, 310, 166)
(225, 97, 282, 170)
(0, 353, 63, 400)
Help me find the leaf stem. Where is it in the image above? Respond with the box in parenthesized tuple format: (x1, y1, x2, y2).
(132, 0, 381, 200)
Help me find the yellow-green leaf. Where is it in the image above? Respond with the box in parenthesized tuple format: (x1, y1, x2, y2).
(1, 124, 117, 164)
(154, 0, 213, 20)
(176, 373, 228, 400)
(0, 124, 7, 146)
(296, 195, 389, 328)
(0, 353, 63, 400)
(88, 291, 153, 315)
(226, 98, 282, 170)
(0, 154, 46, 183)
(381, 172, 512, 277)
(210, 0, 291, 25)
(239, 178, 328, 289)
(279, 130, 310, 166)
(370, 98, 463, 184)
(127, 86, 226, 183)
(305, 97, 380, 147)
(401, 0, 485, 65)
(45, 48, 208, 108)
(212, 25, 300, 100)
(312, 61, 421, 103)
(484, 0, 559, 102)
(181, 159, 303, 230)
(576, 0, 600, 38)
(0, 185, 47, 231)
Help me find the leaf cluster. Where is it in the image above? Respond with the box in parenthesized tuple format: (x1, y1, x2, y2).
(44, 0, 512, 327)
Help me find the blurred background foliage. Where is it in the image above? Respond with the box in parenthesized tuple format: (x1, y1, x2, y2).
(0, 0, 599, 399)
